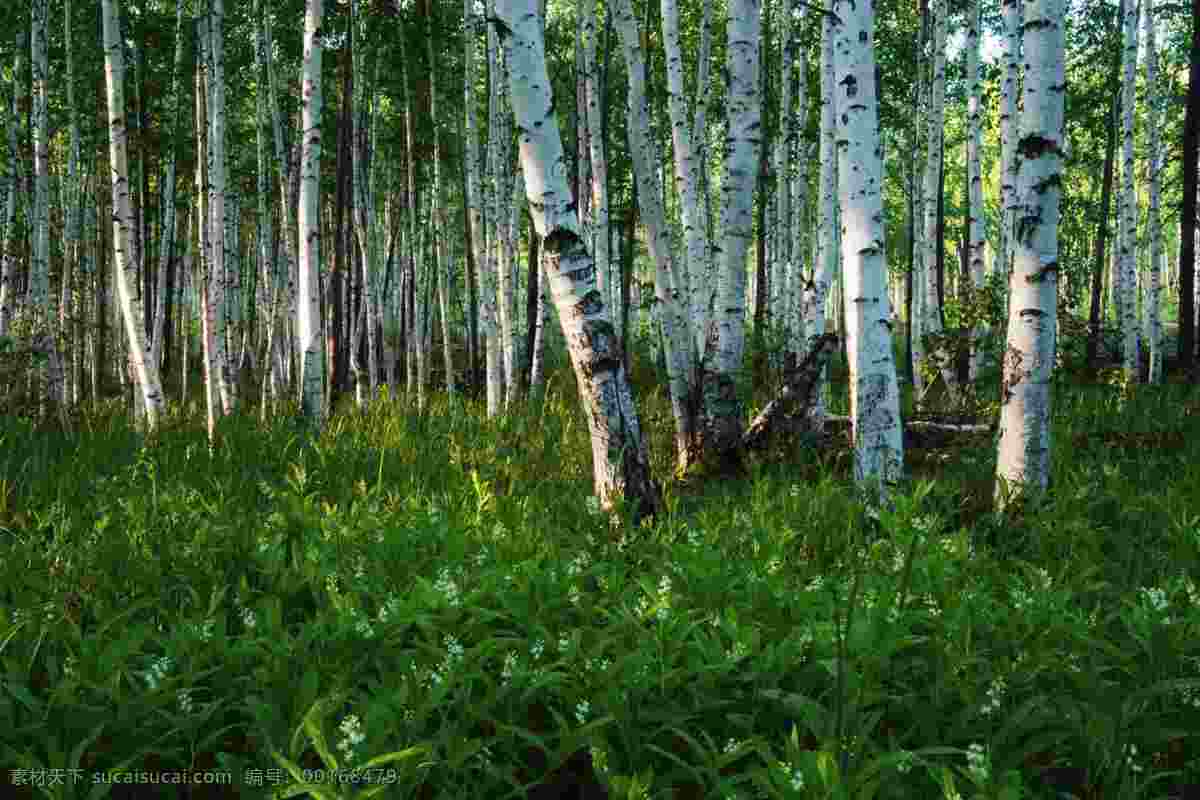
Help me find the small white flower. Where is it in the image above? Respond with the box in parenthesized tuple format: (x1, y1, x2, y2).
(241, 607, 257, 630)
(805, 576, 825, 593)
(585, 496, 602, 517)
(445, 635, 464, 662)
(530, 638, 545, 660)
(337, 714, 366, 760)
(896, 749, 914, 774)
(558, 635, 570, 653)
(723, 738, 742, 755)
(177, 688, 194, 714)
(568, 585, 581, 605)
(574, 700, 590, 724)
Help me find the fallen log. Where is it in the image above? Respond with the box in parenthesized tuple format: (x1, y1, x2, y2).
(824, 415, 992, 434)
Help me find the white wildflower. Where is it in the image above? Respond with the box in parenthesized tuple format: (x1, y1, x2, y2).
(337, 714, 366, 761)
(575, 700, 590, 725)
(177, 688, 194, 715)
(530, 638, 544, 660)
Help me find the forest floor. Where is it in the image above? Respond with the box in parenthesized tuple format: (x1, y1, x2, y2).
(1, 347, 1199, 800)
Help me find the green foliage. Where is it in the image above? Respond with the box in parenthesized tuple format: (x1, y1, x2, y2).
(1, 347, 1199, 799)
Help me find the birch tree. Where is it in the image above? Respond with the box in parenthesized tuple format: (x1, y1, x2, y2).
(965, 0, 985, 382)
(995, 0, 1066, 503)
(30, 0, 65, 420)
(102, 0, 164, 431)
(495, 0, 661, 517)
(832, 0, 904, 495)
(297, 0, 325, 425)
(809, 3, 837, 428)
(998, 0, 1021, 280)
(705, 0, 762, 458)
(1119, 0, 1139, 381)
(1144, 0, 1163, 383)
(207, 0, 236, 413)
(919, 0, 950, 397)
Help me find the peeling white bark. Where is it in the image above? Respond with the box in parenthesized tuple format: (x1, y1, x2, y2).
(994, 0, 1065, 502)
(833, 0, 904, 496)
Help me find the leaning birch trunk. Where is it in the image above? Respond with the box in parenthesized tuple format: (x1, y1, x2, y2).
(706, 0, 761, 458)
(615, 0, 696, 470)
(994, 0, 1065, 504)
(495, 0, 661, 518)
(102, 0, 164, 431)
(1119, 0, 1139, 382)
(297, 0, 325, 425)
(1145, 0, 1163, 383)
(920, 0, 951, 397)
(833, 0, 904, 497)
(965, 0, 985, 382)
(808, 6, 837, 429)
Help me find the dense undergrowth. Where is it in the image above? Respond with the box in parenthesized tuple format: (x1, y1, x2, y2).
(2, 336, 1200, 800)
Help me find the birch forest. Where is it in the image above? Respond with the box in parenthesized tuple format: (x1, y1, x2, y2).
(2, 0, 1200, 796)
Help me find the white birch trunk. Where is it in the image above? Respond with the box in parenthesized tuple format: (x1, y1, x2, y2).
(706, 0, 761, 455)
(207, 0, 235, 412)
(1120, 0, 1139, 381)
(965, 0, 985, 382)
(1145, 0, 1163, 383)
(920, 0, 950, 395)
(496, 0, 660, 516)
(833, 0, 904, 496)
(995, 0, 1065, 502)
(616, 0, 696, 467)
(809, 7, 837, 427)
(998, 0, 1021, 281)
(774, 4, 794, 350)
(297, 0, 325, 424)
(103, 0, 164, 430)
(582, 0, 613, 340)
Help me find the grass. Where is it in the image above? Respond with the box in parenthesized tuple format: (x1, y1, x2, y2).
(1, 333, 1199, 800)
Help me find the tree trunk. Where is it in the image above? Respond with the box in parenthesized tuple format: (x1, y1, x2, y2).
(995, 0, 1065, 504)
(965, 0, 984, 383)
(495, 0, 660, 519)
(1119, 0, 1140, 381)
(297, 0, 325, 425)
(705, 0, 762, 460)
(1145, 0, 1163, 383)
(832, 0, 905, 498)
(102, 0, 164, 431)
(1087, 87, 1118, 370)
